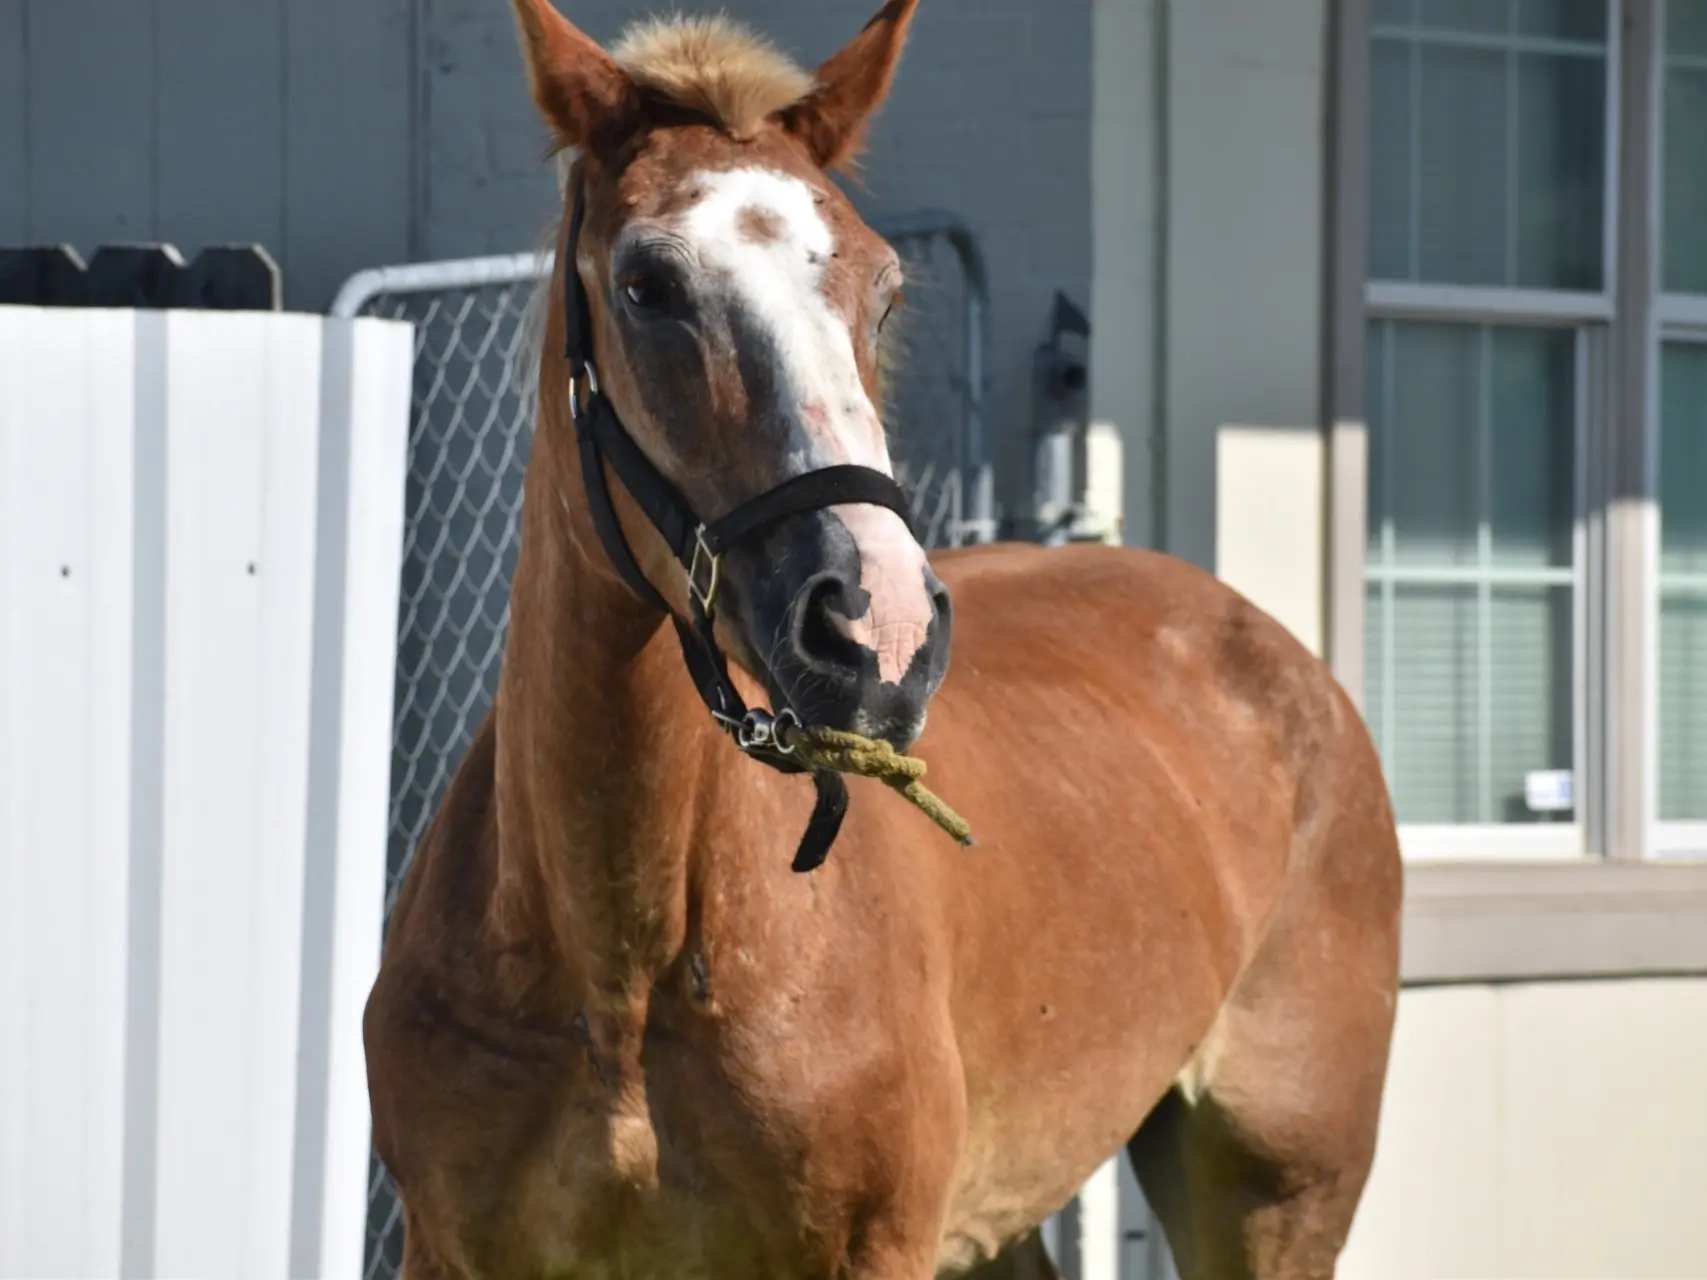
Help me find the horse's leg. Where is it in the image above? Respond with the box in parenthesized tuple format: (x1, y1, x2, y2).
(1127, 806, 1401, 1279)
(841, 1230, 1058, 1280)
(957, 1230, 1061, 1280)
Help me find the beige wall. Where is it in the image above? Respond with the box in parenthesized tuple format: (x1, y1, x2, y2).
(1340, 979, 1707, 1280)
(1214, 425, 1325, 656)
(1091, 0, 1327, 566)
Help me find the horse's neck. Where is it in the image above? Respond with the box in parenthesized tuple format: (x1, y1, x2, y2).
(488, 431, 713, 1016)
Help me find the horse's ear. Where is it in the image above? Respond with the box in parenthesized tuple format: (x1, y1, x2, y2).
(778, 0, 920, 171)
(510, 0, 640, 156)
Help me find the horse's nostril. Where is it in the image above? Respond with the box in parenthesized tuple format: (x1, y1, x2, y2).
(794, 575, 866, 678)
(931, 582, 952, 625)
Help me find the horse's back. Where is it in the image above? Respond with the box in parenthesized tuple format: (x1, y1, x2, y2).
(923, 538, 1398, 980)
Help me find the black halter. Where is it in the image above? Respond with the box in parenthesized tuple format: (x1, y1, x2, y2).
(560, 186, 916, 873)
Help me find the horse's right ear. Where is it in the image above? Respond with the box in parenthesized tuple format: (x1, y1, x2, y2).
(779, 0, 920, 171)
(510, 0, 640, 156)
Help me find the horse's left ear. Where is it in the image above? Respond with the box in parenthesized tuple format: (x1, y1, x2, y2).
(510, 0, 641, 158)
(778, 0, 920, 171)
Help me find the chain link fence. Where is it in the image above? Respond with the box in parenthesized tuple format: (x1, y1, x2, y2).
(330, 212, 993, 1280)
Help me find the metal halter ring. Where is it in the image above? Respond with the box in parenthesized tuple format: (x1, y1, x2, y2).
(568, 361, 601, 422)
(686, 525, 723, 617)
(737, 707, 800, 755)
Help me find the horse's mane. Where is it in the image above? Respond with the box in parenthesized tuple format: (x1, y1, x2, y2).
(612, 15, 816, 141)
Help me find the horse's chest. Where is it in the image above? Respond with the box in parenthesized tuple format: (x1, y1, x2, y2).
(395, 1027, 811, 1278)
(506, 1174, 742, 1280)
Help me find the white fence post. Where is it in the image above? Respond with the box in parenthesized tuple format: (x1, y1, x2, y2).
(0, 305, 412, 1280)
(0, 307, 143, 1279)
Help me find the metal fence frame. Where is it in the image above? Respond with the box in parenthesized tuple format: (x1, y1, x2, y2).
(331, 208, 996, 543)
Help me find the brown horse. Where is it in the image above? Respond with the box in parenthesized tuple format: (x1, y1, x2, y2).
(362, 2, 1404, 1277)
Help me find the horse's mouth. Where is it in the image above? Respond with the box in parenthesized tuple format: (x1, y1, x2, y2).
(748, 640, 935, 753)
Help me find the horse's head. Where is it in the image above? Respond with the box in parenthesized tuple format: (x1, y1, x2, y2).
(512, 0, 950, 750)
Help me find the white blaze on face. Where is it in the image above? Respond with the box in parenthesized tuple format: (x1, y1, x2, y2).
(679, 167, 934, 686)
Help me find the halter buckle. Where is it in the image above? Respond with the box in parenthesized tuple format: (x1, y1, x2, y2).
(736, 707, 799, 755)
(568, 362, 601, 422)
(687, 525, 723, 617)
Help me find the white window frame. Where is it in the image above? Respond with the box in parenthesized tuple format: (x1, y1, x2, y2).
(1364, 2, 1621, 861)
(1648, 0, 1707, 859)
(1651, 307, 1707, 857)
(1321, 0, 1707, 983)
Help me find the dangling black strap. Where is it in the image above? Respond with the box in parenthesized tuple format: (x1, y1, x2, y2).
(795, 773, 849, 874)
(559, 182, 903, 872)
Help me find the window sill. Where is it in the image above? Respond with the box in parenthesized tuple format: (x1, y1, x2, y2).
(1401, 860, 1707, 986)
(1398, 823, 1583, 861)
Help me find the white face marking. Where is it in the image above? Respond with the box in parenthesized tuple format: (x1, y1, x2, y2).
(678, 166, 887, 473)
(678, 167, 934, 688)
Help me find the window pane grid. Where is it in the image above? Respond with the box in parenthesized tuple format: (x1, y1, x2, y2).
(1370, 0, 1610, 289)
(1659, 340, 1707, 821)
(1366, 319, 1581, 827)
(1665, 1, 1707, 294)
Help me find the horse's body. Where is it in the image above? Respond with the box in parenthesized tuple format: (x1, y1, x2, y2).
(364, 5, 1403, 1277)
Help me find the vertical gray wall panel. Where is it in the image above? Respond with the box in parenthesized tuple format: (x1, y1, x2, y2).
(283, 0, 415, 310)
(0, 1, 27, 242)
(155, 0, 285, 266)
(420, 0, 562, 260)
(1164, 0, 1326, 569)
(27, 0, 156, 245)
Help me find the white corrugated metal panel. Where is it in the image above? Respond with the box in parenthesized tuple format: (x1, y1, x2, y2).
(152, 312, 325, 1278)
(0, 306, 410, 1280)
(0, 307, 139, 1279)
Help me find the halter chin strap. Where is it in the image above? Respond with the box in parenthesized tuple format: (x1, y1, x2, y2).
(561, 185, 916, 872)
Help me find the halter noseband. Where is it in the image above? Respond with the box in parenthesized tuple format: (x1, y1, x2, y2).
(560, 184, 917, 873)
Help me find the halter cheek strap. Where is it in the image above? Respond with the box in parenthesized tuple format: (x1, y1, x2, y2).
(561, 185, 916, 873)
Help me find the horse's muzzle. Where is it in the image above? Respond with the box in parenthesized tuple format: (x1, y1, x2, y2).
(731, 507, 952, 751)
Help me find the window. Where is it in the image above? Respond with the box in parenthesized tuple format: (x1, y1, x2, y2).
(1365, 322, 1579, 828)
(1663, 0, 1707, 294)
(1659, 342, 1707, 825)
(1659, 0, 1707, 848)
(1366, 0, 1609, 851)
(1371, 0, 1609, 291)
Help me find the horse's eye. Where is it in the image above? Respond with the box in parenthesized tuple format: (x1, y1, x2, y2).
(622, 274, 668, 312)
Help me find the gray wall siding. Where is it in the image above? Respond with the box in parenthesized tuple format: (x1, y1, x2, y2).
(24, 0, 157, 249)
(0, 1, 25, 244)
(156, 0, 286, 265)
(1163, 0, 1326, 569)
(0, 0, 416, 311)
(281, 0, 417, 311)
